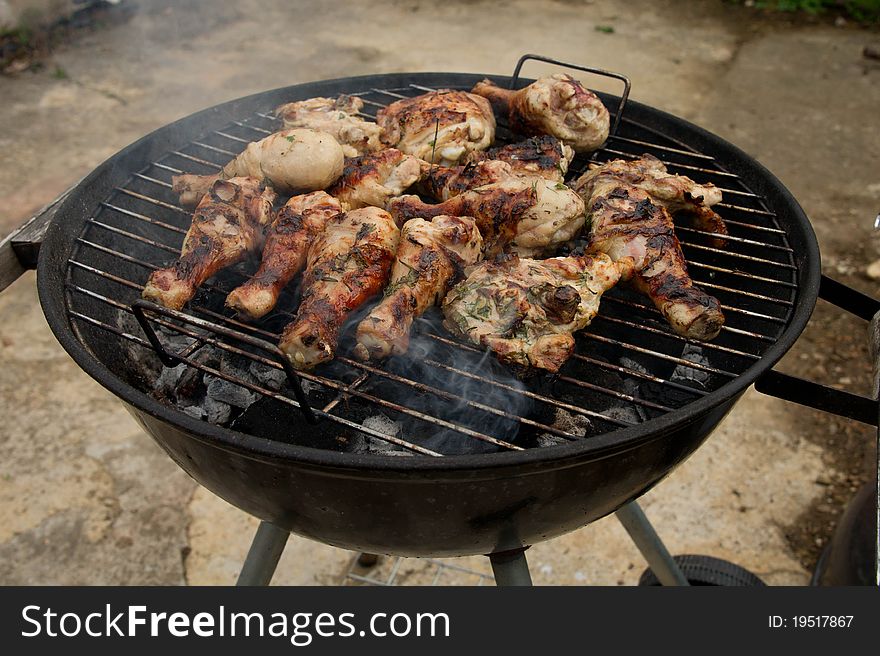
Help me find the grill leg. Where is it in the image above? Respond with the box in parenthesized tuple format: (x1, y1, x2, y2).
(236, 521, 290, 586)
(616, 501, 689, 586)
(489, 548, 533, 586)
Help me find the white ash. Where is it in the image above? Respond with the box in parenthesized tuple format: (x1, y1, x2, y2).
(218, 354, 257, 384)
(181, 405, 204, 421)
(619, 357, 648, 374)
(181, 398, 232, 425)
(204, 373, 257, 409)
(537, 433, 569, 448)
(154, 363, 188, 397)
(349, 414, 412, 456)
(361, 413, 402, 437)
(248, 361, 287, 391)
(155, 325, 197, 353)
(538, 408, 591, 447)
(603, 404, 643, 425)
(621, 379, 649, 422)
(670, 344, 711, 386)
(203, 397, 232, 424)
(550, 408, 591, 436)
(366, 437, 414, 456)
(299, 378, 322, 396)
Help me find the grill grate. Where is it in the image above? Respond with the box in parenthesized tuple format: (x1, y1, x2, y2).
(62, 81, 797, 458)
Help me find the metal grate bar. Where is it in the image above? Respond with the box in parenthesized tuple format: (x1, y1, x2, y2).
(230, 120, 272, 135)
(687, 260, 797, 288)
(681, 242, 795, 270)
(719, 217, 785, 234)
(321, 372, 369, 414)
(602, 294, 785, 332)
(114, 188, 192, 215)
(572, 352, 708, 396)
(424, 331, 666, 420)
(254, 112, 279, 122)
(581, 333, 737, 377)
(694, 280, 793, 306)
(133, 172, 172, 189)
(370, 88, 410, 100)
(336, 356, 586, 440)
(153, 162, 184, 174)
(557, 373, 673, 412)
(594, 314, 761, 361)
(171, 151, 222, 169)
(422, 355, 636, 426)
(608, 135, 715, 161)
(99, 202, 186, 234)
(716, 202, 776, 218)
(87, 219, 179, 254)
(598, 148, 739, 179)
(192, 141, 238, 158)
(427, 333, 696, 416)
(215, 131, 252, 144)
(676, 226, 793, 254)
(70, 255, 279, 341)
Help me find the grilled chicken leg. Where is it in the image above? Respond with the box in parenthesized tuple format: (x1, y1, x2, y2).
(354, 215, 483, 362)
(389, 163, 585, 257)
(572, 164, 724, 340)
(172, 128, 344, 207)
(578, 154, 728, 242)
(443, 252, 627, 372)
(471, 74, 610, 153)
(224, 191, 343, 320)
(275, 95, 384, 157)
(327, 148, 422, 210)
(142, 177, 276, 311)
(377, 89, 496, 166)
(279, 207, 399, 370)
(463, 135, 575, 183)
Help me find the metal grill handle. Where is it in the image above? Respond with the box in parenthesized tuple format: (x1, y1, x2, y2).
(754, 274, 880, 427)
(510, 53, 631, 140)
(131, 298, 318, 424)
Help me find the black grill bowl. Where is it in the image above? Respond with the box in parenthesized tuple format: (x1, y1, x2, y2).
(37, 72, 820, 557)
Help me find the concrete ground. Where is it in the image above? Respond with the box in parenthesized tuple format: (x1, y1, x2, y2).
(0, 0, 878, 585)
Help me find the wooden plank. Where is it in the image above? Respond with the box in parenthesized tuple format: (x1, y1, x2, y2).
(0, 186, 73, 293)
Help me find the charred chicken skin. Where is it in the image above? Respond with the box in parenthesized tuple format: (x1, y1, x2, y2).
(224, 191, 344, 321)
(471, 74, 610, 153)
(354, 215, 483, 362)
(463, 135, 575, 183)
(279, 207, 399, 370)
(390, 160, 585, 257)
(572, 162, 725, 340)
(172, 128, 344, 207)
(377, 89, 495, 166)
(443, 252, 627, 372)
(142, 177, 276, 311)
(327, 148, 422, 210)
(578, 154, 728, 243)
(275, 95, 384, 157)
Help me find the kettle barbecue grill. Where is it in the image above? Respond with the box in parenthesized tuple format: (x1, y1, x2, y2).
(3, 55, 877, 585)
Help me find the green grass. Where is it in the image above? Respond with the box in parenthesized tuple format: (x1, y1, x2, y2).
(742, 0, 880, 21)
